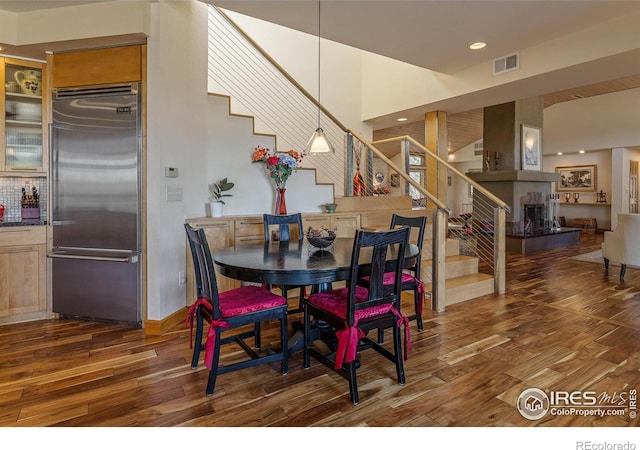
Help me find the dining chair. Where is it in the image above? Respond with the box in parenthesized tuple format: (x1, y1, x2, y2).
(602, 213, 640, 279)
(358, 214, 427, 341)
(184, 223, 288, 396)
(263, 213, 307, 314)
(303, 227, 412, 405)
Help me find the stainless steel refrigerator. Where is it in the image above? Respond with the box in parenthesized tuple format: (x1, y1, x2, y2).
(49, 83, 142, 326)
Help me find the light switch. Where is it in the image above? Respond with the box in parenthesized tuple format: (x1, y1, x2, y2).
(166, 185, 183, 202)
(165, 167, 179, 178)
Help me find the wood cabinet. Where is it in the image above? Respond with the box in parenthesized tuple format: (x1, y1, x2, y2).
(0, 226, 46, 319)
(234, 218, 265, 245)
(303, 213, 361, 238)
(1, 57, 48, 174)
(51, 46, 143, 88)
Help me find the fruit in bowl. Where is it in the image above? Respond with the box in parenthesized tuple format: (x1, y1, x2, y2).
(306, 226, 336, 248)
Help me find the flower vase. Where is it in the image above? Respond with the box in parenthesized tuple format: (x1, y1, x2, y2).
(353, 169, 365, 196)
(275, 186, 287, 215)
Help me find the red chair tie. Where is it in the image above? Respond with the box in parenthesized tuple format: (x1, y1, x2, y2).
(391, 306, 412, 359)
(415, 279, 425, 314)
(333, 305, 412, 369)
(334, 324, 365, 369)
(185, 298, 229, 370)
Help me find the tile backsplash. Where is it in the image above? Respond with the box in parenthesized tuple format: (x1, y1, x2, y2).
(0, 177, 47, 222)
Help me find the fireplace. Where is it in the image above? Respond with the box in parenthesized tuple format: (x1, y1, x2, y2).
(523, 203, 545, 233)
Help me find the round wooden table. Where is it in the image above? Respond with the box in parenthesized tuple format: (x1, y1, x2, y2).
(213, 237, 420, 291)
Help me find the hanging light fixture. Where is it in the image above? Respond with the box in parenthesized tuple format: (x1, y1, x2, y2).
(306, 0, 335, 154)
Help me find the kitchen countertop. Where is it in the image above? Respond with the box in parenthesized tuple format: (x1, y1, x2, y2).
(0, 220, 46, 227)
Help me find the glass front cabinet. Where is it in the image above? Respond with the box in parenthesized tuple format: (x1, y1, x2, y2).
(1, 57, 47, 174)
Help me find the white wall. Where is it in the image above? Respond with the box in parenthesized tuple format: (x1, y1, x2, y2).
(0, 0, 150, 45)
(219, 10, 372, 141)
(360, 9, 640, 120)
(545, 150, 612, 229)
(544, 88, 640, 154)
(206, 95, 333, 216)
(146, 0, 209, 320)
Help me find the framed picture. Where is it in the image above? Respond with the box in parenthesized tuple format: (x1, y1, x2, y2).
(375, 171, 385, 183)
(556, 165, 597, 192)
(390, 173, 400, 187)
(521, 125, 541, 171)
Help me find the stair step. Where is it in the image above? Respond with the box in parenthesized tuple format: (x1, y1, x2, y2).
(424, 273, 494, 307)
(421, 254, 479, 280)
(423, 238, 460, 257)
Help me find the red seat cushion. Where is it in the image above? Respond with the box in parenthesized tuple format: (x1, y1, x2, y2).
(219, 286, 287, 317)
(308, 286, 411, 369)
(185, 286, 286, 370)
(307, 286, 393, 320)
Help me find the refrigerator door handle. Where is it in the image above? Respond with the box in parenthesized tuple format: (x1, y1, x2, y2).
(48, 252, 138, 264)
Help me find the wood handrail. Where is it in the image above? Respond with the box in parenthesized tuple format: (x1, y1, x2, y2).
(373, 135, 511, 213)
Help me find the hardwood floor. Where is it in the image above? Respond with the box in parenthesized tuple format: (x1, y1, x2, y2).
(1, 233, 639, 428)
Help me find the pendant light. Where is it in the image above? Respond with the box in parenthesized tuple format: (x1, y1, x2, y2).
(306, 0, 335, 154)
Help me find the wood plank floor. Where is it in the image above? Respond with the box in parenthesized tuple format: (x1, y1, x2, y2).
(1, 232, 639, 427)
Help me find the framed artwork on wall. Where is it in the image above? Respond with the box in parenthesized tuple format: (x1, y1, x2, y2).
(556, 165, 597, 192)
(521, 125, 542, 171)
(390, 173, 400, 187)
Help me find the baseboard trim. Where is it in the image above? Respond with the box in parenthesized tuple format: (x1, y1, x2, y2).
(144, 307, 187, 335)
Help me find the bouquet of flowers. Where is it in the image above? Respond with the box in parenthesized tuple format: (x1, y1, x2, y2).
(251, 146, 304, 188)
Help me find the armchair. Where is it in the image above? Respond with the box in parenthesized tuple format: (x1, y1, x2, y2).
(601, 213, 640, 279)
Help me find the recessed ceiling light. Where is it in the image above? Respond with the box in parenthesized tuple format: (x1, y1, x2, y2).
(0, 46, 4, 52)
(557, 152, 563, 156)
(579, 150, 585, 154)
(397, 117, 408, 122)
(470, 42, 486, 50)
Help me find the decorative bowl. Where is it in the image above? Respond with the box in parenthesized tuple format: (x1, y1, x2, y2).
(306, 226, 336, 248)
(323, 203, 338, 213)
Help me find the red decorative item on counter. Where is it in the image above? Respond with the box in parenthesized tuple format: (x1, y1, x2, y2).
(0, 204, 4, 221)
(275, 187, 287, 215)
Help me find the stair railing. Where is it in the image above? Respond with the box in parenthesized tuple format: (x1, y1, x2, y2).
(370, 135, 510, 297)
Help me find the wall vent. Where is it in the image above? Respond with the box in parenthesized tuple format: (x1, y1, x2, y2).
(493, 52, 519, 75)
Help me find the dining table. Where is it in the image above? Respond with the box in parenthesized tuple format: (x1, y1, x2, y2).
(213, 237, 421, 354)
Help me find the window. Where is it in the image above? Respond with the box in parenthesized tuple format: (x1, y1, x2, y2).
(408, 154, 425, 201)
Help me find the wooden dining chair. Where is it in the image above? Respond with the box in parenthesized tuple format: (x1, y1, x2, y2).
(184, 223, 288, 396)
(358, 214, 427, 342)
(303, 227, 412, 405)
(263, 213, 307, 314)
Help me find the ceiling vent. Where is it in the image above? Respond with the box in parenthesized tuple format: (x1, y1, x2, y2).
(493, 52, 519, 75)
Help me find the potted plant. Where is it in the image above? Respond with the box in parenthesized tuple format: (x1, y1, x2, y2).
(209, 177, 234, 217)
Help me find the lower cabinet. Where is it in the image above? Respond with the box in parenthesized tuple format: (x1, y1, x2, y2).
(303, 213, 360, 238)
(0, 226, 46, 319)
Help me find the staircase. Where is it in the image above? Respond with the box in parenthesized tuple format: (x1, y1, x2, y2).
(422, 236, 494, 307)
(205, 5, 508, 310)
